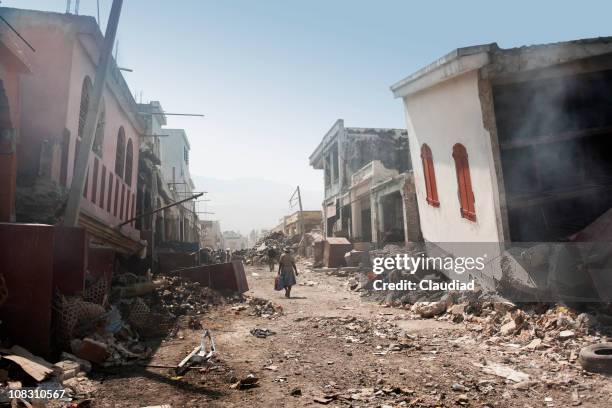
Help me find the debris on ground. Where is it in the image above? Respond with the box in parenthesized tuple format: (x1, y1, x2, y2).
(250, 328, 276, 338)
(578, 342, 612, 374)
(176, 329, 216, 375)
(231, 374, 259, 390)
(247, 297, 283, 318)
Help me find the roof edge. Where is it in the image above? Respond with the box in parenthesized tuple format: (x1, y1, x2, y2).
(390, 43, 496, 98)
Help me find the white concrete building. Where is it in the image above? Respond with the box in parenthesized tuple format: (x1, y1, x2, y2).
(391, 39, 612, 290)
(159, 128, 198, 243)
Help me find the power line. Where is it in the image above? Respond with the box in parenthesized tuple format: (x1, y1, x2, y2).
(0, 15, 36, 52)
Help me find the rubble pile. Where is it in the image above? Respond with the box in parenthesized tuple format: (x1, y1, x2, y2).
(435, 298, 612, 341)
(0, 265, 249, 404)
(153, 276, 237, 315)
(246, 296, 284, 319)
(245, 231, 294, 265)
(0, 346, 99, 404)
(380, 288, 612, 362)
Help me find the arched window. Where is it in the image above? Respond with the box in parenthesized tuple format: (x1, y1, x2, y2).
(115, 127, 126, 178)
(452, 143, 476, 221)
(92, 102, 105, 156)
(78, 77, 92, 139)
(420, 144, 439, 207)
(125, 139, 133, 186)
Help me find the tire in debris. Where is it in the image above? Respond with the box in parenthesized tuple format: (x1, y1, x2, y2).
(578, 342, 612, 374)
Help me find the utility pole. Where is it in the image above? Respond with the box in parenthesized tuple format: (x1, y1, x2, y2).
(297, 186, 304, 236)
(290, 186, 305, 237)
(64, 0, 123, 227)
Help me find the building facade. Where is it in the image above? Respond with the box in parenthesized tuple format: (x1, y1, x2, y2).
(200, 220, 224, 250)
(223, 230, 248, 251)
(274, 210, 322, 236)
(391, 38, 612, 288)
(159, 128, 199, 244)
(309, 119, 420, 247)
(0, 26, 30, 222)
(3, 8, 144, 253)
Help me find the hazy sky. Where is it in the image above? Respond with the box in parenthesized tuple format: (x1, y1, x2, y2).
(4, 0, 612, 230)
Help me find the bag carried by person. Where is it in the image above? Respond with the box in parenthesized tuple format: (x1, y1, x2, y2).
(274, 275, 284, 291)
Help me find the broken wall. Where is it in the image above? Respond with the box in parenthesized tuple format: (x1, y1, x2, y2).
(493, 66, 612, 241)
(341, 129, 410, 188)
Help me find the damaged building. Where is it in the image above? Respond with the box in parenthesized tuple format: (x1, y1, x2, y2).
(135, 101, 182, 271)
(159, 128, 199, 245)
(273, 210, 322, 236)
(4, 8, 144, 254)
(0, 23, 30, 223)
(309, 119, 421, 248)
(200, 220, 224, 250)
(391, 38, 612, 297)
(136, 102, 202, 273)
(223, 230, 248, 251)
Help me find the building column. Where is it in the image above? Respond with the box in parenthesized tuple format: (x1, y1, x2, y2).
(402, 175, 422, 243)
(351, 193, 361, 241)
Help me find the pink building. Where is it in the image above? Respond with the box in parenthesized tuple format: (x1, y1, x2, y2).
(3, 8, 144, 253)
(0, 24, 30, 222)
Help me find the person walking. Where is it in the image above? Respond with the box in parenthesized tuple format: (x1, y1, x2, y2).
(278, 248, 298, 298)
(267, 246, 278, 272)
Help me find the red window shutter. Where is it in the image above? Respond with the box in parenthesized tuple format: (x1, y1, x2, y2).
(421, 144, 440, 207)
(428, 158, 439, 205)
(453, 144, 476, 221)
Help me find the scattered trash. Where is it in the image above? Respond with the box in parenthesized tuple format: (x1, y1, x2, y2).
(476, 361, 530, 383)
(247, 297, 283, 318)
(0, 346, 54, 382)
(578, 342, 612, 374)
(230, 374, 259, 390)
(313, 395, 335, 405)
(176, 329, 216, 375)
(250, 328, 276, 338)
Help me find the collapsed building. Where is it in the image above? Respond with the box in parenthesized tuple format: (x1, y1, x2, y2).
(272, 210, 322, 236)
(390, 38, 612, 299)
(200, 220, 224, 250)
(5, 8, 144, 253)
(309, 119, 421, 248)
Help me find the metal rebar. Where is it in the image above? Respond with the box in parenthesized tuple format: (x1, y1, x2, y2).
(115, 192, 203, 227)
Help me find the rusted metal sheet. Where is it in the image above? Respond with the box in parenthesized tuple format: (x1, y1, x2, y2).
(175, 261, 249, 293)
(324, 237, 353, 268)
(0, 223, 55, 355)
(53, 226, 87, 295)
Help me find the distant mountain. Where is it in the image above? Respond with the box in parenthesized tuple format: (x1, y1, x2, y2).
(191, 175, 323, 235)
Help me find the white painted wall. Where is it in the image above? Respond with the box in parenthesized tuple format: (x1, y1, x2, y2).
(402, 70, 501, 243)
(160, 129, 191, 189)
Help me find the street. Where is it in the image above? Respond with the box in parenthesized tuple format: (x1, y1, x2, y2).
(87, 262, 612, 408)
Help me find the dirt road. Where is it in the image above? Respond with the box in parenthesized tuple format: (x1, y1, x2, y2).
(91, 263, 612, 407)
